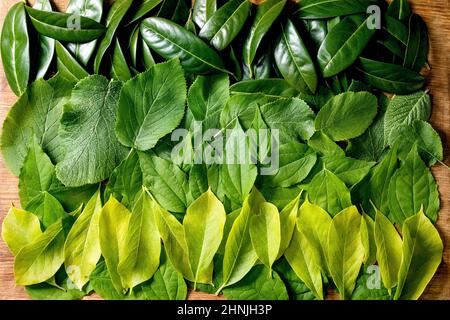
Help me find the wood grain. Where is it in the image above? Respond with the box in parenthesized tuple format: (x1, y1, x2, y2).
(0, 0, 449, 300)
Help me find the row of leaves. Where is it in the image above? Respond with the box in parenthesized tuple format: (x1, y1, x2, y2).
(1, 181, 443, 300)
(2, 0, 429, 97)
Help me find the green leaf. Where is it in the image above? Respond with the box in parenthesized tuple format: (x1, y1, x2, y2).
(32, 0, 55, 80)
(14, 219, 65, 285)
(384, 91, 431, 146)
(388, 145, 440, 224)
(230, 79, 299, 99)
(285, 228, 324, 300)
(188, 164, 209, 203)
(184, 189, 226, 287)
(307, 132, 345, 157)
(219, 189, 265, 292)
(356, 57, 425, 94)
(140, 152, 189, 213)
(297, 198, 332, 275)
(199, 0, 250, 51)
(66, 0, 104, 66)
(360, 213, 377, 266)
(315, 91, 378, 141)
(126, 0, 164, 25)
(193, 0, 217, 28)
(135, 252, 187, 300)
(275, 19, 318, 93)
(327, 206, 364, 300)
(64, 189, 102, 289)
(387, 0, 411, 23)
(141, 17, 227, 74)
(187, 74, 229, 130)
(322, 156, 375, 186)
(26, 7, 105, 42)
(18, 137, 59, 208)
(404, 14, 428, 72)
(26, 275, 87, 300)
(154, 195, 194, 281)
(93, 0, 134, 73)
(277, 191, 302, 258)
(243, 0, 286, 74)
(295, 0, 380, 19)
(394, 209, 443, 300)
(1, 207, 43, 256)
(110, 38, 133, 81)
(118, 190, 161, 291)
(263, 142, 317, 188)
(375, 209, 403, 291)
(1, 74, 73, 175)
(307, 169, 352, 216)
(26, 192, 68, 229)
(318, 15, 375, 77)
(55, 41, 89, 82)
(273, 259, 316, 300)
(249, 202, 281, 273)
(391, 120, 443, 166)
(260, 98, 316, 142)
(222, 265, 289, 300)
(99, 196, 131, 293)
(56, 75, 128, 187)
(351, 266, 391, 300)
(89, 260, 129, 299)
(0, 3, 30, 96)
(116, 59, 186, 151)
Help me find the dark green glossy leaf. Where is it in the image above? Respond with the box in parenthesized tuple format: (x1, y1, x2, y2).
(387, 0, 411, 23)
(303, 19, 327, 50)
(404, 14, 428, 72)
(318, 15, 376, 77)
(275, 19, 317, 93)
(356, 57, 425, 94)
(66, 0, 104, 66)
(230, 79, 299, 99)
(110, 38, 132, 81)
(126, 0, 163, 25)
(199, 0, 250, 51)
(94, 0, 134, 73)
(193, 0, 217, 29)
(55, 41, 89, 82)
(141, 17, 227, 74)
(26, 7, 106, 43)
(295, 0, 380, 19)
(32, 0, 55, 80)
(243, 0, 286, 74)
(1, 2, 30, 96)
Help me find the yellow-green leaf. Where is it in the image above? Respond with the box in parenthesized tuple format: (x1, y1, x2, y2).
(374, 209, 402, 291)
(184, 189, 226, 287)
(297, 198, 332, 275)
(361, 212, 376, 266)
(99, 196, 131, 293)
(277, 191, 302, 259)
(14, 219, 65, 285)
(118, 189, 161, 291)
(2, 207, 43, 256)
(64, 189, 102, 290)
(285, 229, 323, 300)
(394, 209, 443, 300)
(249, 202, 281, 273)
(327, 206, 364, 300)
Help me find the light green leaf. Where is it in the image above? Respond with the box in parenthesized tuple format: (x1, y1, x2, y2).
(277, 191, 302, 259)
(250, 202, 281, 273)
(2, 207, 43, 256)
(115, 59, 187, 151)
(25, 192, 68, 229)
(118, 190, 161, 291)
(14, 219, 65, 285)
(285, 228, 323, 300)
(307, 132, 345, 157)
(388, 145, 440, 224)
(322, 156, 375, 186)
(360, 213, 376, 266)
(56, 75, 128, 187)
(327, 206, 364, 300)
(315, 92, 378, 141)
(64, 189, 102, 290)
(307, 169, 352, 216)
(219, 188, 265, 292)
(297, 198, 332, 275)
(99, 196, 131, 293)
(184, 189, 226, 287)
(375, 209, 403, 291)
(394, 209, 443, 300)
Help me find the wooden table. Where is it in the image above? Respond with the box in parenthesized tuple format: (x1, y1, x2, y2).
(0, 0, 449, 300)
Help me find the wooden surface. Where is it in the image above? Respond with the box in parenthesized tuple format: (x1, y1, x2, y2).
(0, 0, 449, 300)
